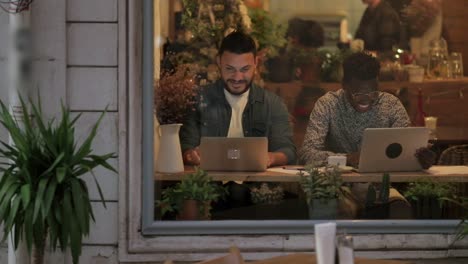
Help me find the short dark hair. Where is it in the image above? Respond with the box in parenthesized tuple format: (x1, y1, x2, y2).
(287, 19, 324, 48)
(342, 52, 380, 82)
(218, 31, 257, 57)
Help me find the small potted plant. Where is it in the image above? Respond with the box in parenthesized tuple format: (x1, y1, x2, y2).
(362, 173, 391, 219)
(404, 180, 454, 219)
(299, 165, 343, 219)
(156, 168, 226, 220)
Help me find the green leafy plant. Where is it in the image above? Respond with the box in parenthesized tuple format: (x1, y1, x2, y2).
(442, 196, 468, 243)
(404, 180, 454, 202)
(248, 8, 287, 57)
(317, 49, 353, 82)
(288, 48, 353, 82)
(299, 164, 343, 203)
(404, 180, 455, 219)
(0, 97, 116, 264)
(156, 168, 226, 219)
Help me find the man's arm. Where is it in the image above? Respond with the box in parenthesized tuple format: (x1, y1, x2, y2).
(299, 98, 343, 165)
(268, 97, 296, 166)
(389, 96, 411, 128)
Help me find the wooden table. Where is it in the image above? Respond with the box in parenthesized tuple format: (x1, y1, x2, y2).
(250, 253, 412, 264)
(155, 166, 468, 183)
(248, 253, 411, 264)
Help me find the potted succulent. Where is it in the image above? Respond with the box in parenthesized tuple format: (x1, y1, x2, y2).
(404, 180, 454, 219)
(362, 173, 391, 219)
(156, 168, 226, 220)
(299, 165, 343, 219)
(0, 97, 116, 264)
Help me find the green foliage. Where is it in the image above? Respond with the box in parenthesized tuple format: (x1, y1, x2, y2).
(366, 173, 391, 207)
(443, 196, 468, 243)
(289, 48, 353, 82)
(380, 172, 390, 203)
(404, 180, 455, 201)
(248, 8, 287, 57)
(0, 96, 116, 264)
(299, 164, 343, 204)
(181, 0, 247, 49)
(317, 49, 353, 82)
(156, 168, 226, 218)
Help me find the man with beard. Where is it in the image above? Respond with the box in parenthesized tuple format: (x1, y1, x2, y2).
(299, 52, 435, 168)
(355, 0, 401, 52)
(180, 31, 296, 167)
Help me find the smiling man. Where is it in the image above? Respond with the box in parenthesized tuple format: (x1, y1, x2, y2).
(299, 52, 428, 167)
(180, 31, 296, 167)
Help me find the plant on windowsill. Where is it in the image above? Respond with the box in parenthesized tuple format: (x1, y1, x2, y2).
(156, 168, 226, 220)
(299, 164, 343, 219)
(404, 180, 455, 219)
(446, 197, 468, 244)
(362, 173, 391, 219)
(0, 97, 116, 264)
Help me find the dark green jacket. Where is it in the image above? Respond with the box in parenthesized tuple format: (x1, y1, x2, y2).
(180, 80, 296, 164)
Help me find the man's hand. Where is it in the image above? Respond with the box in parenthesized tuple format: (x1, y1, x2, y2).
(346, 152, 360, 167)
(183, 147, 201, 166)
(267, 152, 288, 167)
(415, 147, 437, 169)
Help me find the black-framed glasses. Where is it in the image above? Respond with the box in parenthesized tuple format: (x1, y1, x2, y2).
(351, 91, 379, 102)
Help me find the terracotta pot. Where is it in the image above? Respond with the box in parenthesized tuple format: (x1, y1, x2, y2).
(177, 200, 211, 220)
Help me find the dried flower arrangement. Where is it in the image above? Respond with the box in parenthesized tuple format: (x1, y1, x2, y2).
(402, 0, 442, 37)
(250, 183, 284, 205)
(154, 66, 199, 125)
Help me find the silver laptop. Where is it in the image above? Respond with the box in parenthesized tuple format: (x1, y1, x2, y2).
(199, 137, 268, 172)
(358, 127, 430, 172)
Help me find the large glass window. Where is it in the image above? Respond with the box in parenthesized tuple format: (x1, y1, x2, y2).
(145, 0, 467, 235)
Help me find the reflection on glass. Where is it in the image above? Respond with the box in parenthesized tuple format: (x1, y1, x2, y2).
(450, 52, 464, 78)
(153, 0, 465, 223)
(425, 116, 438, 140)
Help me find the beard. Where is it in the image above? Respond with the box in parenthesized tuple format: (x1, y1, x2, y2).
(223, 78, 253, 95)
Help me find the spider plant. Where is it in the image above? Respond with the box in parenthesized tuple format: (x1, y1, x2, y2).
(0, 96, 116, 264)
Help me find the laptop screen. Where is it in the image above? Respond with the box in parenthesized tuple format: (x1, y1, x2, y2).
(199, 137, 268, 172)
(358, 127, 430, 172)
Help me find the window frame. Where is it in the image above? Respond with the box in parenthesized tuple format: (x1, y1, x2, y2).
(120, 0, 461, 260)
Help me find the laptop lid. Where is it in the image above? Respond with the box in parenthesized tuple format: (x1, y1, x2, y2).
(199, 137, 268, 172)
(358, 127, 430, 172)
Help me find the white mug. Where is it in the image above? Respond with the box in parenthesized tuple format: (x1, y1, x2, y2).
(328, 155, 347, 167)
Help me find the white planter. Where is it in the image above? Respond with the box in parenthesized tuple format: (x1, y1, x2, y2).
(155, 123, 184, 173)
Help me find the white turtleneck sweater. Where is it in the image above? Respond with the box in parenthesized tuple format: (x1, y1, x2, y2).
(223, 89, 250, 138)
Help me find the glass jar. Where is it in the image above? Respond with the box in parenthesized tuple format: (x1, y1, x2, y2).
(427, 38, 448, 79)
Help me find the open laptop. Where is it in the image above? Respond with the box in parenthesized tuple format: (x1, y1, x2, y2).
(358, 127, 430, 172)
(199, 137, 268, 172)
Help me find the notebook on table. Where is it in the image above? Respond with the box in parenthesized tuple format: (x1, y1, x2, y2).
(199, 137, 268, 172)
(358, 127, 430, 172)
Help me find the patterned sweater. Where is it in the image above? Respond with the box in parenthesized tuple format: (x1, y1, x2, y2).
(299, 89, 410, 165)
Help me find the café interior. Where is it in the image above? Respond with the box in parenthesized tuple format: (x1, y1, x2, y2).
(151, 0, 468, 262)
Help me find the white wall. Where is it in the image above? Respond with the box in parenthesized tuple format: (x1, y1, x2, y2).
(66, 0, 119, 263)
(269, 0, 366, 38)
(0, 0, 119, 263)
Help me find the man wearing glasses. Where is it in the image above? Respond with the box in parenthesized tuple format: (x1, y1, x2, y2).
(299, 52, 433, 168)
